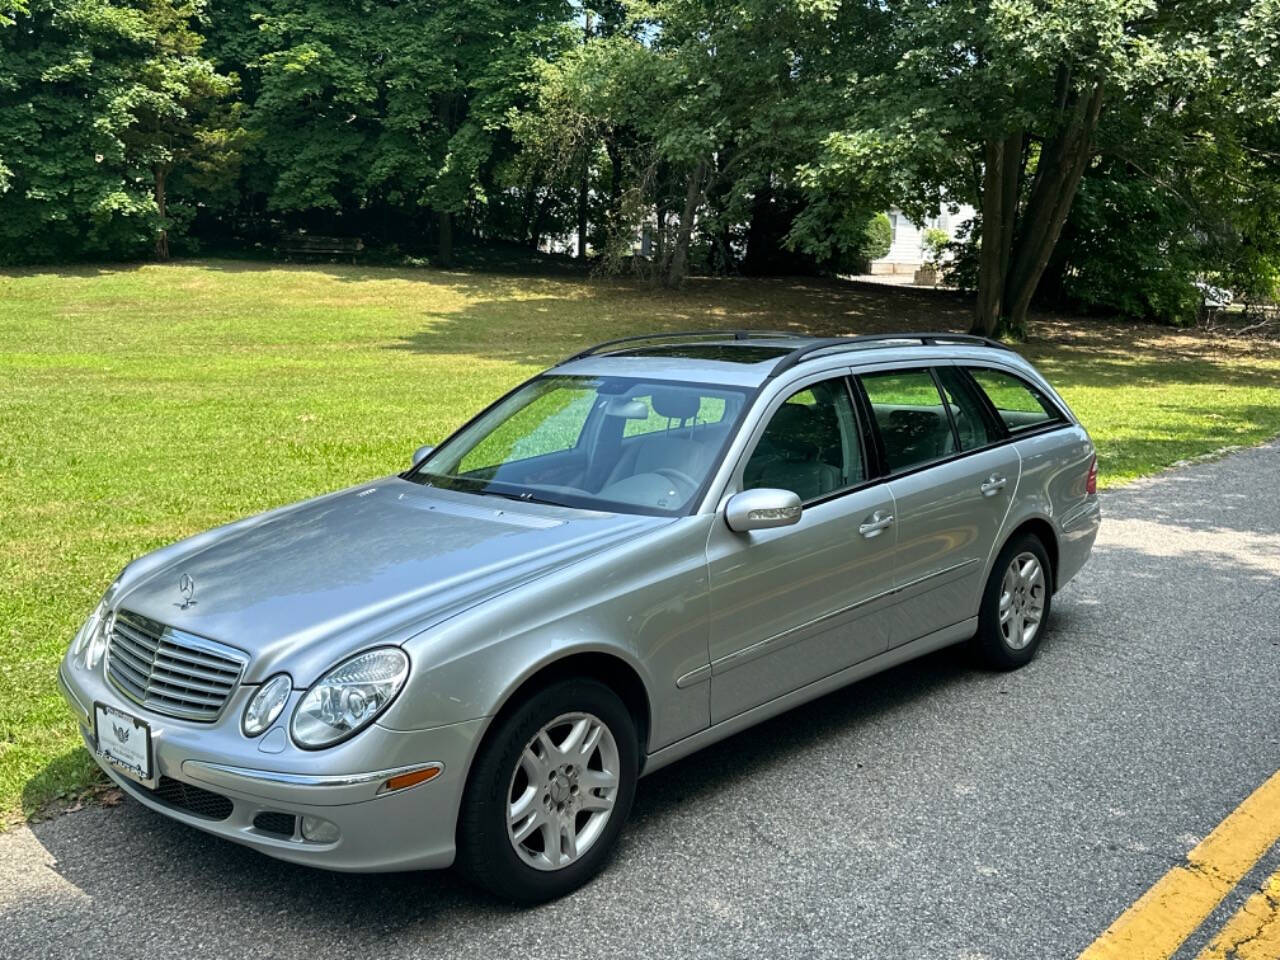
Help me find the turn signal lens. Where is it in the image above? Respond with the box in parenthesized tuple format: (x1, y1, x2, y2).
(71, 597, 113, 670)
(242, 674, 292, 737)
(381, 766, 442, 793)
(1086, 455, 1098, 495)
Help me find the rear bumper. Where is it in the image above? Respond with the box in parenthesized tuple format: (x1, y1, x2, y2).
(1057, 496, 1101, 590)
(59, 659, 486, 872)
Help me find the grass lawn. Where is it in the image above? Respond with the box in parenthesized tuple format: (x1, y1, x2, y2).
(3, 259, 1280, 824)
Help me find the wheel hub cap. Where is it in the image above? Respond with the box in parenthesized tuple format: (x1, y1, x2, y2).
(999, 551, 1046, 651)
(506, 712, 620, 872)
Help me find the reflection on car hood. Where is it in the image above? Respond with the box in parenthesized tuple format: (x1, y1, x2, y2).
(114, 479, 667, 682)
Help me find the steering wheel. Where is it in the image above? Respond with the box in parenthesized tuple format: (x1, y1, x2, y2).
(654, 468, 699, 494)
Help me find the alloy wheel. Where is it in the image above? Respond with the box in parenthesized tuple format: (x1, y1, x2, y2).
(999, 551, 1046, 650)
(506, 712, 620, 871)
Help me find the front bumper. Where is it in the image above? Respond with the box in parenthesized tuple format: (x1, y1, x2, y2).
(59, 658, 487, 872)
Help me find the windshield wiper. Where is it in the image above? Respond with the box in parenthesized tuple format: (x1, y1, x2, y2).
(475, 488, 567, 508)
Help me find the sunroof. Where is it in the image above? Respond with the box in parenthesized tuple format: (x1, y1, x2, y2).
(611, 343, 793, 364)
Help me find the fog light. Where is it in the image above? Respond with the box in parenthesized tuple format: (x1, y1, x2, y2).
(301, 816, 340, 844)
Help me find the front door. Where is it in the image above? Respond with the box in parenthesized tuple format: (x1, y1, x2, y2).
(858, 365, 1020, 646)
(706, 374, 899, 725)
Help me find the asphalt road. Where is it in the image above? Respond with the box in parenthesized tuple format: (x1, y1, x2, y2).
(3, 441, 1279, 960)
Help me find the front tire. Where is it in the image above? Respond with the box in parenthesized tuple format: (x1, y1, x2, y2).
(973, 533, 1053, 670)
(456, 678, 638, 903)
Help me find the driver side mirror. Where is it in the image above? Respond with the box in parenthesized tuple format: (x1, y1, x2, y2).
(410, 444, 434, 469)
(725, 488, 802, 533)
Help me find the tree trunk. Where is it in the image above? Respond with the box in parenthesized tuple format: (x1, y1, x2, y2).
(1003, 80, 1104, 331)
(529, 192, 552, 251)
(154, 166, 169, 260)
(576, 159, 589, 259)
(742, 173, 774, 275)
(971, 131, 1020, 335)
(663, 161, 706, 286)
(972, 78, 1103, 338)
(438, 210, 453, 267)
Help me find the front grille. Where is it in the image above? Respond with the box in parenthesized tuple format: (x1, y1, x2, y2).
(149, 776, 234, 820)
(106, 610, 246, 722)
(253, 811, 297, 838)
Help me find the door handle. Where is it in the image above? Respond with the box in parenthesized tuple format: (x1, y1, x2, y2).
(980, 475, 1008, 496)
(858, 511, 894, 538)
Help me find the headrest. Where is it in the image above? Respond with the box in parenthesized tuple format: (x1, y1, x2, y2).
(650, 388, 701, 421)
(766, 403, 823, 458)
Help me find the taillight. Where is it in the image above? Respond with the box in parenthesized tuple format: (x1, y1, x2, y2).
(1086, 455, 1098, 495)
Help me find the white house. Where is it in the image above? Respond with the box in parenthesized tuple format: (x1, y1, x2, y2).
(870, 204, 976, 276)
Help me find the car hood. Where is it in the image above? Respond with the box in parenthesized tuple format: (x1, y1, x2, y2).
(114, 478, 668, 683)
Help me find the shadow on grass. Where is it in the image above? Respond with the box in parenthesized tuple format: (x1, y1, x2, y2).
(19, 743, 102, 820)
(382, 274, 982, 369)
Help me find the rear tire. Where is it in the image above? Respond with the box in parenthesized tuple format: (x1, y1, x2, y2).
(456, 678, 638, 903)
(972, 533, 1053, 670)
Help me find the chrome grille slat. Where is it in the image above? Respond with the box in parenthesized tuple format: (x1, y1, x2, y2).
(145, 672, 232, 699)
(109, 647, 154, 684)
(111, 631, 158, 667)
(110, 663, 148, 699)
(149, 660, 237, 687)
(105, 610, 246, 722)
(113, 620, 160, 652)
(154, 644, 241, 675)
(147, 688, 226, 708)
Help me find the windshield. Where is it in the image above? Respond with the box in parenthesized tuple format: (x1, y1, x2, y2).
(409, 375, 752, 515)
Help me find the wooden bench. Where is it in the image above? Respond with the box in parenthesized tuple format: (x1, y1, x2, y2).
(280, 235, 364, 264)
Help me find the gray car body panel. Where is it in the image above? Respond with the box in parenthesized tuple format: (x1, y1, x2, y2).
(59, 336, 1099, 872)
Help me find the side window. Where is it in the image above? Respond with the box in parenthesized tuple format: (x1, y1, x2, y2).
(859, 368, 956, 473)
(935, 367, 996, 451)
(968, 368, 1061, 433)
(743, 378, 864, 502)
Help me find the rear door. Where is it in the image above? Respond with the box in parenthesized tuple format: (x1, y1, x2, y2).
(706, 372, 898, 724)
(856, 364, 1021, 646)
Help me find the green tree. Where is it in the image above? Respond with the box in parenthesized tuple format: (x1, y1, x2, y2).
(0, 0, 237, 263)
(234, 0, 569, 264)
(121, 0, 240, 258)
(0, 0, 27, 27)
(794, 0, 1276, 336)
(522, 0, 887, 284)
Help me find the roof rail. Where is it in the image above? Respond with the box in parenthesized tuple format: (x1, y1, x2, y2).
(561, 330, 796, 364)
(766, 331, 1013, 379)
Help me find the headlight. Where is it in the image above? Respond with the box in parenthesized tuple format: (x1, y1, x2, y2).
(70, 596, 113, 670)
(242, 674, 292, 737)
(290, 648, 409, 749)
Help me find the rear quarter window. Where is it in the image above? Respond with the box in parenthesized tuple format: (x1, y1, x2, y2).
(968, 368, 1063, 433)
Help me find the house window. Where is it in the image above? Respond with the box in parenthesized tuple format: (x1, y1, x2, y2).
(888, 212, 898, 243)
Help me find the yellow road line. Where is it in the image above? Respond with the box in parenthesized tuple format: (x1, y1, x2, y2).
(1196, 868, 1280, 960)
(1077, 769, 1280, 960)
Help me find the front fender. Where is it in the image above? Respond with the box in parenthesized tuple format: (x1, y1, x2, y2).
(377, 516, 715, 752)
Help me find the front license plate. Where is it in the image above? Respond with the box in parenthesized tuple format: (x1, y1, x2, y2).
(94, 702, 152, 782)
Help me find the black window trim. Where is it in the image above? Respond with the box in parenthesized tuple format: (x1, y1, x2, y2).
(732, 371, 883, 510)
(851, 365, 963, 479)
(927, 366, 965, 455)
(960, 363, 1068, 435)
(850, 363, 1077, 484)
(934, 363, 1010, 447)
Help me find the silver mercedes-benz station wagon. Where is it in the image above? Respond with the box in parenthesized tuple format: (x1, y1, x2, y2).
(59, 331, 1100, 902)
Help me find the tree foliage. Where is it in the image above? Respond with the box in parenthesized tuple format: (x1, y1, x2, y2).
(1, 0, 1278, 325)
(0, 0, 238, 263)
